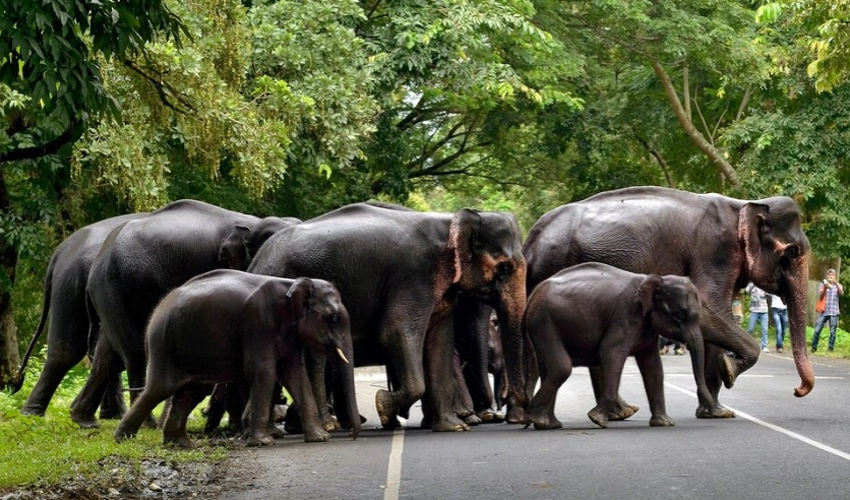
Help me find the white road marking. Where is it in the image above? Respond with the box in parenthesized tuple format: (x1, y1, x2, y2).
(383, 428, 405, 500)
(665, 382, 850, 462)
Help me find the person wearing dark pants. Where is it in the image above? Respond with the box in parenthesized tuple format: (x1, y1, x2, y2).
(812, 269, 844, 353)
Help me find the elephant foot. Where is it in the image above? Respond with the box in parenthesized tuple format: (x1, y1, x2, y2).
(649, 415, 675, 427)
(463, 413, 482, 426)
(478, 409, 505, 424)
(607, 398, 639, 421)
(164, 435, 194, 449)
(504, 404, 526, 425)
(375, 389, 403, 430)
(303, 429, 331, 443)
(99, 404, 126, 420)
(718, 353, 738, 389)
(245, 432, 275, 447)
(525, 406, 561, 430)
(70, 409, 100, 429)
(696, 403, 736, 419)
(21, 403, 47, 417)
(338, 414, 367, 430)
(113, 426, 136, 443)
(587, 407, 609, 429)
(430, 415, 470, 432)
(322, 415, 341, 432)
(267, 425, 285, 439)
(142, 414, 158, 429)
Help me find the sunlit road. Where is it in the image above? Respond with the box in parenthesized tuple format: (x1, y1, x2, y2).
(213, 353, 850, 500)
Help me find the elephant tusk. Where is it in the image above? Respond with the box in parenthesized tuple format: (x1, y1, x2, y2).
(336, 347, 350, 364)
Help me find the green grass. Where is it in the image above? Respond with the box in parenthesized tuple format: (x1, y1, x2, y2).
(0, 356, 228, 491)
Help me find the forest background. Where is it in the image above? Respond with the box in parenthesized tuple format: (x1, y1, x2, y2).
(2, 0, 850, 386)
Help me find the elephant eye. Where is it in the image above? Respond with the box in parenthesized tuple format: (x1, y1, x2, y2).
(497, 262, 514, 277)
(784, 244, 800, 259)
(329, 314, 340, 325)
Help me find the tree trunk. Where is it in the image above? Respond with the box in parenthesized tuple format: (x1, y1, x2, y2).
(0, 167, 20, 388)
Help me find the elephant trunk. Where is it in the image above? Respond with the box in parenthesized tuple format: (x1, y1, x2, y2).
(785, 256, 814, 397)
(335, 336, 361, 439)
(682, 325, 713, 413)
(498, 264, 528, 421)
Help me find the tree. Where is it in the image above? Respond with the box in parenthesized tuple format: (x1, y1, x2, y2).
(0, 0, 184, 388)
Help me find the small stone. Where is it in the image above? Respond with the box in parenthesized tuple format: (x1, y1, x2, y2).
(149, 483, 162, 492)
(108, 488, 120, 496)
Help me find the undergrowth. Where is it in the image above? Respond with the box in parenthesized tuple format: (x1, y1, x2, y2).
(0, 352, 229, 492)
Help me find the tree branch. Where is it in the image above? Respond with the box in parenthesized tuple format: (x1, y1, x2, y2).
(123, 59, 195, 114)
(649, 59, 738, 185)
(0, 120, 84, 163)
(735, 85, 753, 121)
(632, 128, 676, 188)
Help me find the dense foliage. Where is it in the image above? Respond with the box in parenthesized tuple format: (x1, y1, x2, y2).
(2, 0, 850, 378)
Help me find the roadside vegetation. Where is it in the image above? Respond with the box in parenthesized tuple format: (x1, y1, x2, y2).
(0, 355, 228, 496)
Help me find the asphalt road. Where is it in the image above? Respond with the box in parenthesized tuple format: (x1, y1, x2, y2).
(212, 352, 850, 500)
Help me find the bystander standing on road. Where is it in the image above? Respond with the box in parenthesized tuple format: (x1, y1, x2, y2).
(745, 283, 770, 353)
(770, 294, 788, 354)
(812, 269, 844, 353)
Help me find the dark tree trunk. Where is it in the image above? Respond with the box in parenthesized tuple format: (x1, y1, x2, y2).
(0, 167, 20, 388)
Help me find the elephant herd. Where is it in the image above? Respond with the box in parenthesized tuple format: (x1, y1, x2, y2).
(11, 186, 815, 447)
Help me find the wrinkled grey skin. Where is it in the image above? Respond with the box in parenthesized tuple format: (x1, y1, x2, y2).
(522, 186, 814, 419)
(524, 263, 710, 430)
(114, 270, 358, 447)
(248, 202, 528, 432)
(16, 213, 147, 418)
(70, 200, 299, 429)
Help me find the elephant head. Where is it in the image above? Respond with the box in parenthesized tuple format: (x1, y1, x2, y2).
(286, 278, 360, 439)
(639, 274, 713, 411)
(219, 217, 301, 271)
(738, 198, 813, 397)
(447, 209, 528, 419)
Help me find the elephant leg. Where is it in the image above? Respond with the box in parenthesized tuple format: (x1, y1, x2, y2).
(423, 313, 470, 432)
(98, 375, 127, 420)
(279, 357, 329, 443)
(589, 366, 639, 421)
(587, 351, 630, 429)
(525, 317, 571, 430)
(203, 384, 227, 434)
(634, 347, 673, 427)
(70, 338, 124, 428)
(696, 344, 736, 419)
(161, 386, 199, 448)
(21, 314, 89, 416)
(375, 326, 427, 430)
(452, 351, 476, 419)
(114, 377, 181, 443)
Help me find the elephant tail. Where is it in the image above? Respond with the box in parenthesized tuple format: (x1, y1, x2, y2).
(8, 261, 56, 394)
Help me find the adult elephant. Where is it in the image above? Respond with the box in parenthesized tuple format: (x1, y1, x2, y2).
(69, 199, 299, 428)
(15, 213, 147, 418)
(522, 186, 813, 418)
(248, 202, 528, 432)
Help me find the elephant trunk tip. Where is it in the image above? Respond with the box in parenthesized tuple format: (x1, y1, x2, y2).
(794, 380, 814, 398)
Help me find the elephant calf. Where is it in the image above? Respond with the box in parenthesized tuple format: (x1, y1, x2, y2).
(114, 269, 359, 447)
(524, 262, 711, 430)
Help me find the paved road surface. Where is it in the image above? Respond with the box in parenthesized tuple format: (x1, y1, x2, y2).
(212, 352, 850, 500)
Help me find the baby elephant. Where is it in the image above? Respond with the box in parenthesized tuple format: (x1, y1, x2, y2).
(525, 262, 711, 430)
(114, 269, 359, 447)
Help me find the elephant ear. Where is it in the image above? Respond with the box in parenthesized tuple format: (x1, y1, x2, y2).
(638, 275, 664, 316)
(218, 225, 251, 270)
(738, 202, 771, 266)
(447, 209, 482, 284)
(286, 278, 314, 322)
